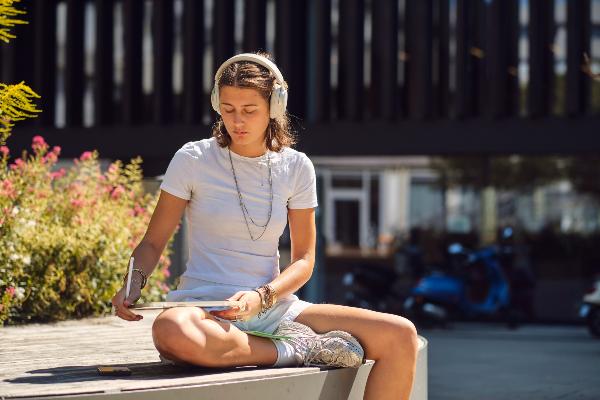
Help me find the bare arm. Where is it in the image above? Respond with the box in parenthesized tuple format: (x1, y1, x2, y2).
(269, 207, 316, 298)
(111, 190, 187, 320)
(212, 207, 316, 322)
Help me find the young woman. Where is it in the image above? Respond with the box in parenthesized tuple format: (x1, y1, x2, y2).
(111, 52, 418, 400)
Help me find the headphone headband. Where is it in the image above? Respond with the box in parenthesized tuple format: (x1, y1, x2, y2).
(213, 53, 285, 87)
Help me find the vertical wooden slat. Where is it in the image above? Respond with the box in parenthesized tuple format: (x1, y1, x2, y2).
(275, 0, 294, 100)
(487, 0, 518, 118)
(473, 0, 485, 116)
(506, 0, 520, 116)
(455, 0, 472, 118)
(406, 0, 433, 119)
(122, 0, 144, 124)
(566, 0, 591, 116)
(371, 0, 398, 120)
(398, 1, 408, 118)
(488, 0, 520, 118)
(436, 0, 450, 118)
(243, 0, 267, 52)
(33, 0, 57, 127)
(182, 0, 204, 124)
(306, 0, 331, 122)
(275, 0, 308, 119)
(65, 0, 84, 127)
(487, 0, 503, 117)
(153, 0, 174, 124)
(213, 0, 235, 69)
(94, 0, 114, 125)
(528, 0, 554, 117)
(337, 0, 364, 120)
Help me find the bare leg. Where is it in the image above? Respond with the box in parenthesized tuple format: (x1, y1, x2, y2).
(152, 307, 277, 367)
(295, 304, 419, 400)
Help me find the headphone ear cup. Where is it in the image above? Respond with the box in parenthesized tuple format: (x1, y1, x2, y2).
(211, 85, 221, 115)
(269, 85, 288, 119)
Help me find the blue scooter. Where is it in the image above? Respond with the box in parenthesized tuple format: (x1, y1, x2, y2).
(403, 242, 512, 327)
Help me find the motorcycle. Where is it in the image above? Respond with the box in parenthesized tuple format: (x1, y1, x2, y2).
(342, 261, 406, 315)
(403, 242, 512, 327)
(579, 277, 600, 338)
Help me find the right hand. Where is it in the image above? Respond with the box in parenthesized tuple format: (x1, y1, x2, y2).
(111, 276, 143, 321)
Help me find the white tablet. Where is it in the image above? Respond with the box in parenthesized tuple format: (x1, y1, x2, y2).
(130, 301, 243, 310)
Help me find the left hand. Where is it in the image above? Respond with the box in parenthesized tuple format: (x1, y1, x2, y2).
(209, 290, 262, 322)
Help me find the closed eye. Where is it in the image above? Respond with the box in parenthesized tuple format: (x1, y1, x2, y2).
(224, 109, 256, 115)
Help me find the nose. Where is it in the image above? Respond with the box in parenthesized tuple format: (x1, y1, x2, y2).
(232, 111, 245, 126)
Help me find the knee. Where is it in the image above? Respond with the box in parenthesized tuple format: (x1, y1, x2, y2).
(379, 316, 419, 359)
(152, 308, 205, 356)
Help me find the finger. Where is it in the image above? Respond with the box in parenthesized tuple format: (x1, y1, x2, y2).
(119, 302, 142, 319)
(210, 310, 240, 320)
(227, 291, 245, 301)
(117, 309, 142, 321)
(115, 309, 134, 321)
(209, 310, 234, 319)
(238, 301, 248, 312)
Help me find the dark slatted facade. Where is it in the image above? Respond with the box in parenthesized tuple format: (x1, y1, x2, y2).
(1, 0, 597, 176)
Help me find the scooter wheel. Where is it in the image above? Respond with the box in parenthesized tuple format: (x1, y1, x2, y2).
(588, 307, 600, 338)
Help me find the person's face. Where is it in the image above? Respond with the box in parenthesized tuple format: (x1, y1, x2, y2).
(219, 85, 270, 155)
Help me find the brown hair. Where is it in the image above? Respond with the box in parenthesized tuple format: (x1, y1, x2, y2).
(211, 52, 296, 152)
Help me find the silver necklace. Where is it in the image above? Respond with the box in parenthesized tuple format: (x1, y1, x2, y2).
(227, 148, 273, 241)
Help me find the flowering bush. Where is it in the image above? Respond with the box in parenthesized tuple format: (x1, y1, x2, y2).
(0, 136, 174, 325)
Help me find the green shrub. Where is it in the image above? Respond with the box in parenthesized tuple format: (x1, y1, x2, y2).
(0, 136, 174, 325)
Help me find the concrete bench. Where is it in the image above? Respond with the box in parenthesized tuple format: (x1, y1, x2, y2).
(0, 312, 427, 400)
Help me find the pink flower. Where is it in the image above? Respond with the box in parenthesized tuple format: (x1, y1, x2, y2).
(80, 151, 93, 161)
(133, 204, 145, 216)
(44, 152, 58, 164)
(9, 158, 24, 170)
(1, 179, 16, 199)
(163, 268, 171, 278)
(111, 185, 125, 200)
(50, 168, 66, 180)
(0, 146, 9, 157)
(32, 136, 48, 153)
(32, 135, 47, 147)
(70, 199, 84, 208)
(52, 146, 61, 155)
(2, 179, 13, 190)
(159, 282, 170, 292)
(6, 287, 15, 298)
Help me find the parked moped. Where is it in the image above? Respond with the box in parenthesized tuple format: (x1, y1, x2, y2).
(579, 277, 600, 338)
(403, 242, 512, 327)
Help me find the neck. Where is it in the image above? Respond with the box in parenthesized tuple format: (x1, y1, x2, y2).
(228, 143, 268, 158)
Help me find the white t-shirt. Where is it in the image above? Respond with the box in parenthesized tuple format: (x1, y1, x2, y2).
(160, 137, 318, 288)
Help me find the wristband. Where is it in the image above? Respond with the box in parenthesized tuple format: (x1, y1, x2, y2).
(254, 284, 277, 317)
(123, 268, 148, 289)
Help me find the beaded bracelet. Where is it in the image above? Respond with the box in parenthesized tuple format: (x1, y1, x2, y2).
(254, 284, 277, 317)
(122, 268, 148, 289)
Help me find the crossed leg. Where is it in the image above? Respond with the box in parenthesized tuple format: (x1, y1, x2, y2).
(152, 304, 418, 400)
(152, 307, 278, 367)
(295, 304, 419, 400)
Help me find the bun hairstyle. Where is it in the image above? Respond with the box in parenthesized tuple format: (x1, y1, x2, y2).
(211, 52, 296, 152)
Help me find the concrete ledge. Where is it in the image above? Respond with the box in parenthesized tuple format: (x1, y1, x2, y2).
(16, 363, 373, 400)
(1, 313, 427, 400)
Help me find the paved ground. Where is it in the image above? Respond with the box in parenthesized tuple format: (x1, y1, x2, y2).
(421, 323, 600, 400)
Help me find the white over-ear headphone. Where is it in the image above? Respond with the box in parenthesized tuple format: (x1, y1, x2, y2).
(211, 53, 289, 119)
